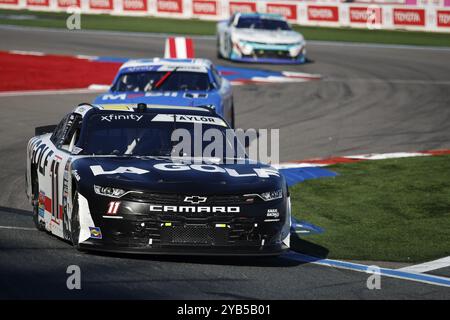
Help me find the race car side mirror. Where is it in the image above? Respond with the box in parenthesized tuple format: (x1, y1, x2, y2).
(35, 125, 57, 136)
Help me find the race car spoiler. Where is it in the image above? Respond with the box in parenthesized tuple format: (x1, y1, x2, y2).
(35, 125, 57, 136)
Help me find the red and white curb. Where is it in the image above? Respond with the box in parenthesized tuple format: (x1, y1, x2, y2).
(275, 149, 450, 169)
(164, 37, 195, 59)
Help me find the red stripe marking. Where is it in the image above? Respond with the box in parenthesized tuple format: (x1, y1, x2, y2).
(168, 37, 177, 58)
(295, 157, 363, 165)
(219, 70, 239, 76)
(421, 149, 450, 156)
(59, 205, 63, 220)
(0, 51, 120, 92)
(186, 38, 194, 58)
(44, 196, 52, 213)
(290, 149, 450, 166)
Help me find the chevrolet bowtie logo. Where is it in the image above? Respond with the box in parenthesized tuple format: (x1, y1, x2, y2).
(184, 196, 207, 204)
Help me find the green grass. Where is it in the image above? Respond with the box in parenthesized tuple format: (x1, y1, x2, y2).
(1, 9, 450, 47)
(290, 154, 450, 263)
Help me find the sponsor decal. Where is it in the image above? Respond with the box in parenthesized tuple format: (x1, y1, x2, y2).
(57, 0, 80, 8)
(229, 1, 257, 14)
(31, 140, 54, 175)
(100, 92, 179, 101)
(349, 6, 382, 24)
(393, 8, 425, 26)
(90, 163, 280, 178)
(100, 114, 143, 122)
(101, 94, 127, 101)
(192, 0, 217, 16)
(38, 191, 46, 217)
(106, 201, 120, 215)
(72, 147, 83, 155)
(89, 0, 113, 10)
(183, 92, 208, 99)
(99, 104, 134, 111)
(150, 205, 240, 213)
(266, 3, 297, 21)
(89, 227, 102, 239)
(437, 10, 450, 27)
(72, 169, 81, 181)
(184, 196, 207, 204)
(151, 114, 227, 126)
(0, 0, 19, 4)
(307, 5, 339, 22)
(26, 0, 50, 6)
(153, 163, 280, 178)
(266, 208, 279, 218)
(157, 0, 183, 13)
(123, 0, 147, 12)
(73, 105, 92, 117)
(90, 165, 150, 176)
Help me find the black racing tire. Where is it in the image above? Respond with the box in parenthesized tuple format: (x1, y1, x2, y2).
(70, 191, 81, 249)
(226, 36, 233, 60)
(32, 176, 45, 231)
(216, 35, 223, 59)
(230, 103, 235, 129)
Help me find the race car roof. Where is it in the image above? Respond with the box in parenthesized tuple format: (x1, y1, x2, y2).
(73, 103, 216, 118)
(119, 58, 212, 73)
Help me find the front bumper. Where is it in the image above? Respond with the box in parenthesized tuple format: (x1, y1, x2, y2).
(229, 56, 306, 65)
(230, 42, 306, 64)
(78, 241, 287, 256)
(80, 195, 289, 256)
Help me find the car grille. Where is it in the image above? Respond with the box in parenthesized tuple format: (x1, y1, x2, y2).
(252, 50, 291, 59)
(107, 216, 262, 247)
(122, 192, 252, 205)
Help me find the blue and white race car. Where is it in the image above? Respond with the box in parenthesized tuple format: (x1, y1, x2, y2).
(93, 58, 235, 127)
(217, 13, 307, 64)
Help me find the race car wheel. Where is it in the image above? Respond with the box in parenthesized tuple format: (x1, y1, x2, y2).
(230, 103, 235, 129)
(70, 191, 80, 248)
(32, 178, 45, 231)
(226, 37, 233, 59)
(217, 36, 223, 59)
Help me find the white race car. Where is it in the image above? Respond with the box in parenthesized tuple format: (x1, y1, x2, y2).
(217, 13, 307, 64)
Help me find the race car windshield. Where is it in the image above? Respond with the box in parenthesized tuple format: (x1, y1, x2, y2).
(112, 71, 212, 92)
(236, 18, 291, 30)
(81, 113, 244, 159)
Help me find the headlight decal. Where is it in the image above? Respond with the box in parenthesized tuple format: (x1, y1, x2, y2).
(94, 185, 127, 198)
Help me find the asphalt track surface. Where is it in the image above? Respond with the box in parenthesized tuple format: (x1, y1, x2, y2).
(0, 25, 450, 299)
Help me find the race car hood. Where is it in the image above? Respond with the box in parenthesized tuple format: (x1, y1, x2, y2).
(231, 28, 303, 44)
(93, 91, 222, 109)
(73, 156, 284, 195)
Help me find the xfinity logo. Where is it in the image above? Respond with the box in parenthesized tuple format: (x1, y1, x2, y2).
(184, 196, 207, 204)
(101, 114, 143, 122)
(150, 205, 240, 213)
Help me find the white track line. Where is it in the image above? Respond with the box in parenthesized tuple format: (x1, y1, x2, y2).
(0, 88, 106, 97)
(9, 50, 44, 56)
(398, 257, 450, 274)
(344, 152, 430, 160)
(286, 252, 450, 288)
(325, 78, 450, 85)
(0, 225, 37, 231)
